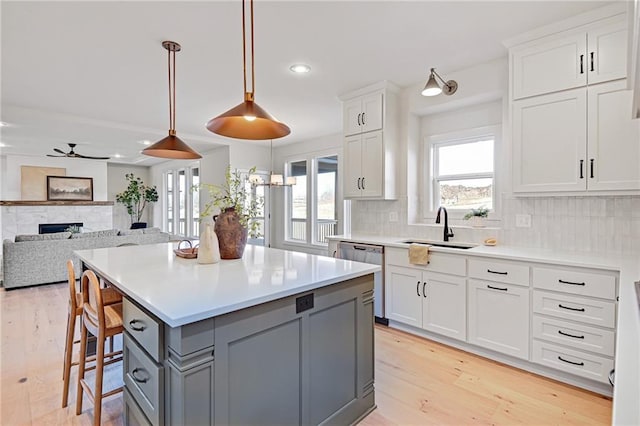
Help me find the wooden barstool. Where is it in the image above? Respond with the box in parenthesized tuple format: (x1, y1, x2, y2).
(75, 270, 124, 425)
(61, 260, 121, 408)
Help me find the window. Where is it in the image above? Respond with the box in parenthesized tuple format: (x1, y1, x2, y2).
(163, 164, 200, 237)
(427, 127, 497, 215)
(286, 154, 339, 246)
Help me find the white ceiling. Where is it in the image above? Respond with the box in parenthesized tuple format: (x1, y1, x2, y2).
(1, 0, 613, 165)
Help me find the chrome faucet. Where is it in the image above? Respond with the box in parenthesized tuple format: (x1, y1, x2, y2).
(435, 206, 454, 242)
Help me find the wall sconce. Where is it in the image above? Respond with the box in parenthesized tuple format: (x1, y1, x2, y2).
(421, 68, 458, 97)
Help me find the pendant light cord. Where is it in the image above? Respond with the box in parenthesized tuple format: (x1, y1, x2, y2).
(241, 0, 255, 96)
(167, 44, 177, 133)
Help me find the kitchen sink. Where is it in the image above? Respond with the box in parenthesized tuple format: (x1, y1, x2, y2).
(399, 240, 477, 250)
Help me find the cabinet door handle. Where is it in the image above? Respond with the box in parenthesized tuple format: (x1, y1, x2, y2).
(558, 303, 585, 312)
(609, 369, 615, 386)
(422, 282, 427, 298)
(362, 112, 365, 125)
(579, 160, 584, 179)
(416, 281, 421, 297)
(558, 330, 585, 339)
(559, 279, 585, 286)
(487, 269, 507, 275)
(332, 250, 337, 258)
(589, 159, 594, 179)
(580, 54, 584, 74)
(131, 368, 150, 383)
(128, 319, 146, 332)
(357, 177, 361, 190)
(361, 177, 365, 190)
(590, 52, 594, 72)
(557, 356, 584, 366)
(357, 113, 361, 126)
(487, 284, 508, 291)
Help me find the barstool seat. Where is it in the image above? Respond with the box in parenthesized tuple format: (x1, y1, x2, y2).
(75, 269, 124, 426)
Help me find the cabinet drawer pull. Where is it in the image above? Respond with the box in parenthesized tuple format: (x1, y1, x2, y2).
(558, 304, 585, 312)
(579, 160, 584, 179)
(423, 282, 427, 298)
(487, 285, 508, 291)
(589, 158, 594, 179)
(487, 269, 508, 275)
(131, 367, 149, 383)
(558, 330, 585, 339)
(128, 319, 146, 332)
(558, 279, 585, 286)
(557, 356, 584, 366)
(357, 113, 361, 126)
(416, 281, 421, 297)
(590, 52, 594, 72)
(579, 54, 584, 74)
(608, 369, 615, 386)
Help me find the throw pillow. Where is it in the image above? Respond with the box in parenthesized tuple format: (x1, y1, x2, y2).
(142, 227, 161, 234)
(15, 232, 72, 242)
(119, 229, 143, 236)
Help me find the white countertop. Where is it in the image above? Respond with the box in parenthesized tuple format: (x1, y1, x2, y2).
(328, 234, 640, 425)
(75, 243, 379, 328)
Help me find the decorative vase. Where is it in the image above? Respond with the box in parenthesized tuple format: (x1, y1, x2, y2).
(213, 207, 248, 259)
(470, 216, 486, 228)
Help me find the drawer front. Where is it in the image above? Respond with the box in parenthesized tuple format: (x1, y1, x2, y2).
(124, 298, 163, 362)
(468, 258, 529, 286)
(532, 315, 615, 357)
(532, 340, 614, 384)
(124, 333, 164, 426)
(532, 290, 616, 328)
(385, 247, 466, 276)
(124, 388, 153, 426)
(533, 266, 617, 300)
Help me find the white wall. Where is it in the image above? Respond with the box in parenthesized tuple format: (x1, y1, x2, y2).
(1, 154, 108, 200)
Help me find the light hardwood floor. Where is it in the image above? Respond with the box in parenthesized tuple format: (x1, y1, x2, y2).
(1, 283, 612, 425)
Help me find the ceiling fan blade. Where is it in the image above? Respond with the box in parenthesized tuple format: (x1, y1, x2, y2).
(46, 154, 65, 157)
(76, 153, 111, 160)
(53, 148, 66, 154)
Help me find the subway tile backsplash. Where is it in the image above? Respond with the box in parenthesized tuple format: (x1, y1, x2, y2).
(350, 195, 640, 255)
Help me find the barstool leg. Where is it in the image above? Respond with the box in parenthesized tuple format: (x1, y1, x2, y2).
(62, 308, 76, 407)
(75, 321, 88, 415)
(93, 331, 106, 426)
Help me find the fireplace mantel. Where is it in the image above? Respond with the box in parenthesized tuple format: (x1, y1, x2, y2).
(0, 200, 114, 206)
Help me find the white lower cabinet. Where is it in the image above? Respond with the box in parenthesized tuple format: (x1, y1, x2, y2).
(468, 279, 530, 360)
(386, 265, 466, 341)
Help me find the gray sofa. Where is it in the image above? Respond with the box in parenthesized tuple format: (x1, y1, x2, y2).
(2, 228, 170, 289)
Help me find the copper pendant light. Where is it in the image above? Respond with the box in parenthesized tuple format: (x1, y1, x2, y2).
(143, 41, 202, 159)
(206, 0, 290, 140)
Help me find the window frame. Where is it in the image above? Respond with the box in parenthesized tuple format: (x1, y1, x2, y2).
(284, 148, 341, 248)
(163, 163, 200, 238)
(423, 125, 500, 221)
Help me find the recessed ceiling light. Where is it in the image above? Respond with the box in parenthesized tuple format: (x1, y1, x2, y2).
(0, 142, 7, 147)
(289, 64, 311, 74)
(0, 122, 9, 127)
(138, 139, 151, 145)
(114, 153, 123, 158)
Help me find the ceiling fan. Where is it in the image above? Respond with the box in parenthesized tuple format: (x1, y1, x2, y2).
(47, 143, 110, 160)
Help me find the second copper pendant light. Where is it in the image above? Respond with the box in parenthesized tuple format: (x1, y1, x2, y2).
(206, 0, 291, 140)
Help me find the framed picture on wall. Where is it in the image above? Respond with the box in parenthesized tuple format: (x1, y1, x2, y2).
(46, 176, 94, 201)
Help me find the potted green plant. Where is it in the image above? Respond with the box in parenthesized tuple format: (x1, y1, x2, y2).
(115, 173, 159, 229)
(196, 166, 263, 259)
(463, 206, 489, 228)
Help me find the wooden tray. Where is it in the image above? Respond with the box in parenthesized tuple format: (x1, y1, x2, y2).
(174, 240, 198, 259)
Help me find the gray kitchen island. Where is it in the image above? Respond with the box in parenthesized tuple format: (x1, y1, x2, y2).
(75, 242, 378, 425)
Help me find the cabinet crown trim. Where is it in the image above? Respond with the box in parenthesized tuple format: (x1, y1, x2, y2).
(339, 80, 400, 101)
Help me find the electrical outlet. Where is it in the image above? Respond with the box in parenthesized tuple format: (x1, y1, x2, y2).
(515, 214, 532, 228)
(389, 211, 399, 222)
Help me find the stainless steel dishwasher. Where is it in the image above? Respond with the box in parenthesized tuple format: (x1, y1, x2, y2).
(337, 242, 387, 325)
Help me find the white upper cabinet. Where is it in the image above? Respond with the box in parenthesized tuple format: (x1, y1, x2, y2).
(340, 82, 398, 200)
(511, 17, 627, 100)
(343, 93, 383, 136)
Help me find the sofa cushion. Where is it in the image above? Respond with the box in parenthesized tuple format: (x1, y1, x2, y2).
(119, 229, 143, 236)
(142, 227, 161, 234)
(71, 229, 119, 239)
(15, 232, 71, 242)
